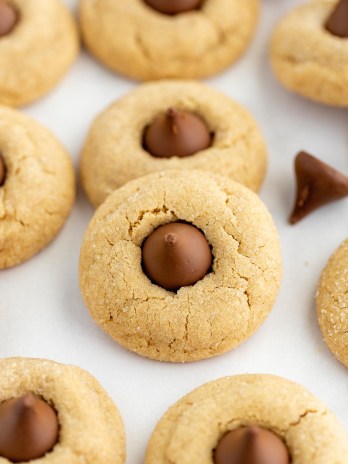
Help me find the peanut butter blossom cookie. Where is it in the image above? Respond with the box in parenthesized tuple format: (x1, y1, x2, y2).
(145, 374, 348, 463)
(0, 0, 79, 107)
(81, 80, 267, 207)
(79, 170, 282, 362)
(79, 0, 259, 80)
(0, 106, 75, 269)
(0, 357, 125, 463)
(271, 0, 348, 106)
(317, 239, 348, 369)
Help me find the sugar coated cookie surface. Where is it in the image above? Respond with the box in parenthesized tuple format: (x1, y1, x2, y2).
(0, 0, 79, 107)
(317, 239, 348, 368)
(271, 0, 348, 106)
(81, 80, 267, 208)
(79, 170, 282, 362)
(0, 357, 126, 464)
(0, 106, 75, 269)
(146, 374, 348, 463)
(79, 0, 259, 80)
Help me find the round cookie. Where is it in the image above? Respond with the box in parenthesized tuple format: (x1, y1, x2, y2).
(270, 0, 348, 107)
(80, 80, 267, 208)
(0, 357, 125, 464)
(0, 0, 79, 107)
(145, 374, 348, 463)
(0, 106, 75, 269)
(79, 0, 259, 80)
(79, 170, 282, 362)
(316, 239, 348, 368)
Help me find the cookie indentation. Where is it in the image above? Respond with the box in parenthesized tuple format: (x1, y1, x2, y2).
(142, 222, 213, 291)
(143, 108, 212, 158)
(0, 1, 19, 37)
(0, 153, 7, 187)
(214, 426, 290, 464)
(0, 394, 59, 462)
(144, 0, 202, 15)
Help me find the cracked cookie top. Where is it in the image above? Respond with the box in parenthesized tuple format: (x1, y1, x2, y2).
(317, 239, 348, 369)
(79, 0, 259, 80)
(79, 170, 281, 362)
(0, 106, 75, 269)
(0, 0, 79, 107)
(0, 357, 125, 464)
(80, 80, 267, 208)
(270, 0, 348, 107)
(145, 374, 348, 464)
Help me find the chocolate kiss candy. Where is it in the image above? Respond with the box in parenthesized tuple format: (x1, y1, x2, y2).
(143, 108, 212, 158)
(0, 393, 59, 462)
(0, 0, 19, 37)
(214, 426, 290, 464)
(0, 153, 6, 187)
(325, 0, 348, 38)
(290, 151, 348, 224)
(144, 0, 202, 15)
(142, 222, 212, 291)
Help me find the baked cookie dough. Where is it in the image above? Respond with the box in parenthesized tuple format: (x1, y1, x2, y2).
(81, 80, 267, 208)
(270, 0, 348, 106)
(317, 239, 348, 368)
(145, 374, 348, 463)
(0, 106, 75, 269)
(79, 0, 259, 80)
(0, 0, 79, 107)
(0, 357, 125, 464)
(79, 170, 282, 362)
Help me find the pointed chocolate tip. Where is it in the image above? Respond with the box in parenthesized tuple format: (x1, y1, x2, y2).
(165, 108, 179, 135)
(22, 393, 36, 409)
(245, 425, 259, 436)
(164, 232, 178, 247)
(166, 108, 177, 119)
(289, 151, 348, 225)
(144, 107, 211, 158)
(325, 0, 348, 38)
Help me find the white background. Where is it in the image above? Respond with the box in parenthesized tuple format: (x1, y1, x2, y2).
(1, 1, 347, 462)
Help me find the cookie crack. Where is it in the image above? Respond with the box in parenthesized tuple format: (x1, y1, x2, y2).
(287, 409, 319, 429)
(126, 205, 176, 238)
(274, 408, 327, 436)
(134, 31, 152, 61)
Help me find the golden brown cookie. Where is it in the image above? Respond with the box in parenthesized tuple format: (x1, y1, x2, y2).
(145, 374, 348, 464)
(0, 106, 75, 269)
(79, 170, 282, 362)
(0, 0, 79, 107)
(316, 239, 348, 368)
(270, 0, 348, 106)
(79, 0, 259, 80)
(81, 80, 267, 208)
(0, 357, 125, 464)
